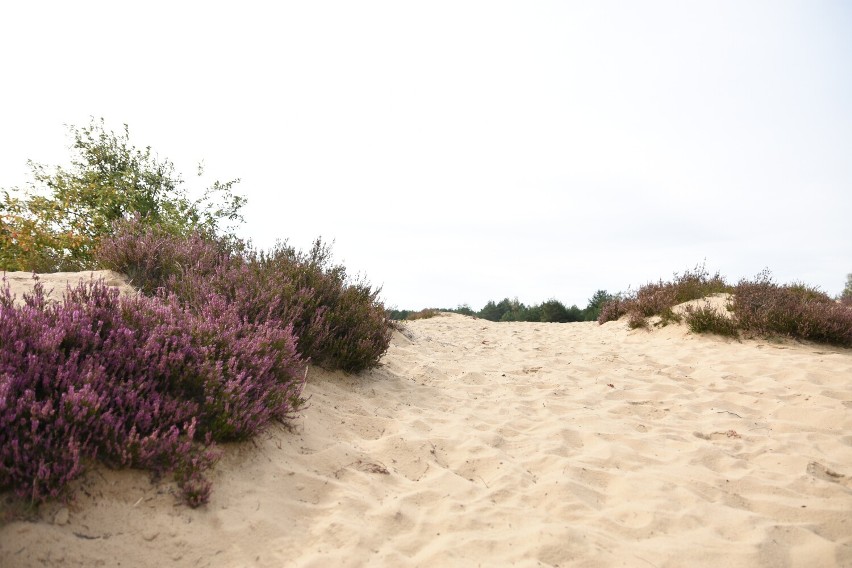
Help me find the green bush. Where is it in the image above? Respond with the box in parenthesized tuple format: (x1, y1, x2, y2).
(685, 304, 739, 337)
(839, 273, 851, 306)
(388, 309, 413, 321)
(453, 304, 476, 317)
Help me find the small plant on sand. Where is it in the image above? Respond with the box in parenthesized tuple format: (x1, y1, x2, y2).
(684, 304, 739, 337)
(627, 310, 649, 329)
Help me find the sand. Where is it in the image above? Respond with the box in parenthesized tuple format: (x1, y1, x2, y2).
(1, 270, 138, 306)
(1, 273, 851, 567)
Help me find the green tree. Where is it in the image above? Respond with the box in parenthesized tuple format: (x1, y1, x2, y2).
(565, 304, 584, 322)
(498, 298, 531, 322)
(477, 300, 499, 321)
(1, 118, 245, 272)
(538, 299, 567, 322)
(539, 299, 584, 323)
(842, 273, 852, 305)
(453, 304, 475, 317)
(583, 290, 614, 321)
(524, 305, 542, 322)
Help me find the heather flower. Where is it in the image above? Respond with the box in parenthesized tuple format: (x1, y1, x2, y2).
(0, 275, 306, 506)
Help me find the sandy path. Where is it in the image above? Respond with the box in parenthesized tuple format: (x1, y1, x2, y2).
(2, 310, 851, 567)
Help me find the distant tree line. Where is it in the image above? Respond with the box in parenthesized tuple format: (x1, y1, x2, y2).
(389, 290, 615, 323)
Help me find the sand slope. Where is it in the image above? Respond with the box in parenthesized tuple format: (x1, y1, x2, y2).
(1, 270, 138, 306)
(2, 307, 852, 567)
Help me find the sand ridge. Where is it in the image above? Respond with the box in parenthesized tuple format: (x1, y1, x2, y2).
(2, 307, 851, 567)
(1, 270, 138, 306)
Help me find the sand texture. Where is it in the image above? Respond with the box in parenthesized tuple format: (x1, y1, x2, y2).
(1, 270, 138, 306)
(2, 288, 852, 566)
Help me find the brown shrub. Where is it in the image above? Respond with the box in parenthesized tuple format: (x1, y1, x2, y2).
(406, 309, 440, 321)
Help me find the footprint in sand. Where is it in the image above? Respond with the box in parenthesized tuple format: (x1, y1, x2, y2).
(807, 461, 851, 487)
(693, 430, 742, 441)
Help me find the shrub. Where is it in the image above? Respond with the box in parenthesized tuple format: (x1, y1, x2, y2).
(0, 276, 306, 506)
(668, 264, 729, 303)
(685, 304, 739, 337)
(406, 309, 440, 320)
(794, 301, 852, 346)
(603, 266, 851, 347)
(632, 283, 678, 318)
(454, 305, 476, 317)
(313, 279, 392, 372)
(97, 222, 392, 373)
(95, 216, 235, 295)
(598, 263, 731, 325)
(732, 271, 851, 347)
(388, 309, 413, 321)
(390, 305, 474, 320)
(627, 310, 649, 329)
(598, 296, 628, 324)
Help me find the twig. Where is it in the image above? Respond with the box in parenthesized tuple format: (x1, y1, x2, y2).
(716, 410, 742, 418)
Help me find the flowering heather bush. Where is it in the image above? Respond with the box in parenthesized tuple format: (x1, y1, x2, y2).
(732, 271, 852, 347)
(598, 266, 851, 348)
(598, 264, 731, 326)
(212, 241, 391, 372)
(0, 276, 305, 506)
(95, 217, 235, 296)
(98, 222, 392, 372)
(597, 296, 628, 324)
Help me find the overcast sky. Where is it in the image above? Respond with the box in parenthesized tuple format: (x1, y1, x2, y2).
(2, 1, 850, 310)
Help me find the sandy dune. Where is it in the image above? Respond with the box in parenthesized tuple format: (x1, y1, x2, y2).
(1, 270, 138, 306)
(2, 285, 852, 566)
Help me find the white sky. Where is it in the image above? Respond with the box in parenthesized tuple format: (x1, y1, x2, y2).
(2, 1, 850, 310)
